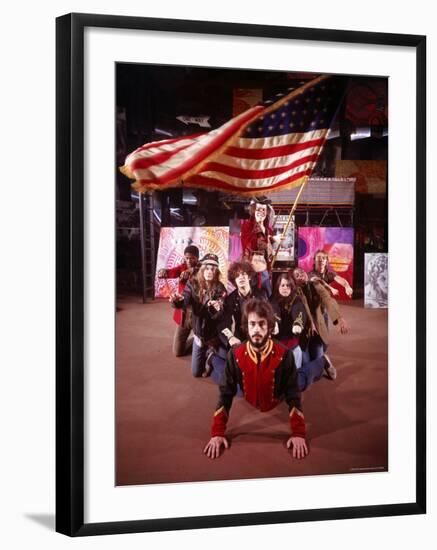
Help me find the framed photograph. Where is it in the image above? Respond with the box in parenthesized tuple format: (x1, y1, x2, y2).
(56, 13, 426, 536)
(272, 215, 295, 263)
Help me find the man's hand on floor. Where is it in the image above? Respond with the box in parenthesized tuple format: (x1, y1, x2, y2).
(286, 436, 308, 459)
(203, 436, 229, 459)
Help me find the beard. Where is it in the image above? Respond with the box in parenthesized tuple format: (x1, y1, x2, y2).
(249, 333, 269, 349)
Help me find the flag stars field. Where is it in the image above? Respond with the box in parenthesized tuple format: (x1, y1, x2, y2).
(121, 74, 349, 195)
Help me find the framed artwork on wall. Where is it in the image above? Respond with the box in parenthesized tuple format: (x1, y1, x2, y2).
(56, 13, 426, 536)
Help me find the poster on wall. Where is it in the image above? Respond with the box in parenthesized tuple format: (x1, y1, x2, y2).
(297, 226, 354, 300)
(364, 253, 388, 308)
(272, 214, 295, 262)
(228, 217, 243, 266)
(154, 226, 230, 298)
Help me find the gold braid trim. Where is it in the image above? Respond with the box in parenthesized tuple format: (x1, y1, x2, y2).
(214, 405, 227, 417)
(246, 341, 257, 364)
(294, 311, 304, 329)
(246, 338, 273, 364)
(296, 288, 315, 328)
(289, 406, 304, 419)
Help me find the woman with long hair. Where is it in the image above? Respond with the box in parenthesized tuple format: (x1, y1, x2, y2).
(272, 271, 339, 383)
(271, 273, 306, 349)
(171, 253, 227, 377)
(270, 272, 310, 373)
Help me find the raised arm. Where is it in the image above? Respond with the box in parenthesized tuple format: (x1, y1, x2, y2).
(158, 263, 185, 279)
(334, 274, 353, 297)
(309, 274, 339, 296)
(314, 281, 348, 334)
(171, 281, 194, 310)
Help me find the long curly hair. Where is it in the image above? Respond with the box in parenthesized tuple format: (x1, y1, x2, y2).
(193, 264, 223, 301)
(228, 261, 255, 286)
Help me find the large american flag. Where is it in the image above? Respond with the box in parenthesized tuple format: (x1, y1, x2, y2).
(120, 74, 348, 196)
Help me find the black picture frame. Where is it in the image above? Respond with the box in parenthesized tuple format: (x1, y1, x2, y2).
(56, 12, 426, 537)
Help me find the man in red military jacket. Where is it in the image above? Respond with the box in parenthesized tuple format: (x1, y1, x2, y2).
(204, 297, 308, 460)
(157, 244, 199, 356)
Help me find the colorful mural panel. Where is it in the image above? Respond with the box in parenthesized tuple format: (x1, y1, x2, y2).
(297, 226, 354, 300)
(155, 227, 230, 298)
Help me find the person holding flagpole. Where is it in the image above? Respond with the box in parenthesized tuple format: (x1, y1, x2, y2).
(120, 74, 349, 198)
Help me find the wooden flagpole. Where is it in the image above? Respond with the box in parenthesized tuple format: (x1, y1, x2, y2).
(271, 176, 310, 268)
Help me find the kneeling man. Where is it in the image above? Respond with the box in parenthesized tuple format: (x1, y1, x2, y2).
(204, 298, 309, 460)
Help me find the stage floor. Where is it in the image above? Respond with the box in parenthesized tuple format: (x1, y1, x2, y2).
(115, 297, 388, 486)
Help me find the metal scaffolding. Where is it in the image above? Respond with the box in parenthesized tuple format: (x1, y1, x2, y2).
(138, 192, 156, 303)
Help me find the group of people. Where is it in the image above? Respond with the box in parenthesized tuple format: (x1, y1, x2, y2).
(157, 198, 351, 461)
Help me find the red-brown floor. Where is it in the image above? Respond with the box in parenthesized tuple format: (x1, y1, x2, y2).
(115, 297, 388, 486)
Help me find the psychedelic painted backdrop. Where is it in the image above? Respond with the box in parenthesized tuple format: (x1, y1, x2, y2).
(297, 227, 354, 300)
(228, 218, 243, 264)
(155, 226, 233, 298)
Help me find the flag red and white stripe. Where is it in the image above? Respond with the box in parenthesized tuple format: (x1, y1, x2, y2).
(120, 74, 347, 196)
